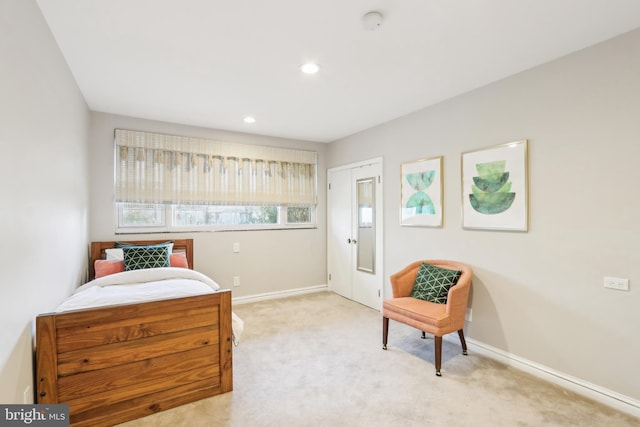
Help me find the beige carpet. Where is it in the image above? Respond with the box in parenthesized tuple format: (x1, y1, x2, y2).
(119, 292, 638, 427)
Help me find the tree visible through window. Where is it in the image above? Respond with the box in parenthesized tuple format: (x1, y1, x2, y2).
(118, 203, 314, 230)
(287, 207, 311, 224)
(173, 205, 278, 226)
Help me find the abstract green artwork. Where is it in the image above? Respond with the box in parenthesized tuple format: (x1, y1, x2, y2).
(469, 160, 516, 214)
(406, 170, 436, 215)
(401, 157, 443, 227)
(462, 140, 528, 231)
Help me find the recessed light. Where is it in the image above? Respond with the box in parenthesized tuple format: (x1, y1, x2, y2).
(243, 116, 256, 124)
(300, 62, 320, 75)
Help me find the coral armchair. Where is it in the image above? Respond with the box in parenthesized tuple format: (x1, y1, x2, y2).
(382, 260, 472, 376)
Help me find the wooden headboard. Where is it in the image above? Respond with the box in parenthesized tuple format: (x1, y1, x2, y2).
(89, 239, 194, 280)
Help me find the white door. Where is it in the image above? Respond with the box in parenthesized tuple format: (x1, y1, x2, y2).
(327, 168, 352, 299)
(328, 160, 383, 310)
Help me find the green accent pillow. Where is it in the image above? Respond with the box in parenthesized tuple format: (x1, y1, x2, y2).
(123, 245, 171, 271)
(410, 263, 462, 304)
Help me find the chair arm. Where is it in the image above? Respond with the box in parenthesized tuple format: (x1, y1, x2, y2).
(445, 265, 472, 330)
(389, 261, 423, 297)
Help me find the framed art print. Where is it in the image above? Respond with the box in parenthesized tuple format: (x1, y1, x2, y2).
(461, 140, 528, 231)
(400, 156, 443, 227)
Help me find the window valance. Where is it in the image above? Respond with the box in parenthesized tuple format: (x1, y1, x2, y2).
(115, 129, 317, 206)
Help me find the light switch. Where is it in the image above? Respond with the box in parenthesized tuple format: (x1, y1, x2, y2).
(603, 276, 629, 291)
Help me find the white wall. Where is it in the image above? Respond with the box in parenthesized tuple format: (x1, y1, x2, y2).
(89, 112, 327, 298)
(0, 0, 90, 403)
(328, 29, 640, 403)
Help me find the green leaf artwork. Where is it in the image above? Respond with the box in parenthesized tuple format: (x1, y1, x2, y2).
(405, 170, 436, 215)
(472, 172, 510, 192)
(406, 171, 435, 191)
(469, 160, 515, 214)
(407, 192, 435, 214)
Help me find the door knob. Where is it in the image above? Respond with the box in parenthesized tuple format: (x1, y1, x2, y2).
(347, 238, 351, 244)
(352, 239, 357, 244)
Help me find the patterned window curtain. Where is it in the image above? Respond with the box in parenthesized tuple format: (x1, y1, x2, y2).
(115, 129, 317, 206)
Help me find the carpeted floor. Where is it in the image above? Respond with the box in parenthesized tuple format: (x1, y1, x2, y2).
(118, 292, 639, 427)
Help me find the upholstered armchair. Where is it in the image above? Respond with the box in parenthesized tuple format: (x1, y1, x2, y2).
(382, 260, 472, 376)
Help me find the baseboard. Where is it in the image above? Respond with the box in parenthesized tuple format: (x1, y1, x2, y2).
(232, 284, 328, 305)
(444, 335, 640, 418)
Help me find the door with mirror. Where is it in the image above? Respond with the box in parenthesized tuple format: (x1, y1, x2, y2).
(328, 160, 383, 310)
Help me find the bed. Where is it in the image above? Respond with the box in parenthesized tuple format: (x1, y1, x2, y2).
(35, 239, 234, 427)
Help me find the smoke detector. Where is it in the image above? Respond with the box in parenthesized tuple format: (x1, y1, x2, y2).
(362, 11, 383, 30)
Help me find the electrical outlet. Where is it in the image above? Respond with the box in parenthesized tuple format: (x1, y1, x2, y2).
(233, 243, 240, 253)
(465, 307, 472, 322)
(603, 276, 629, 291)
(233, 276, 240, 287)
(23, 385, 32, 404)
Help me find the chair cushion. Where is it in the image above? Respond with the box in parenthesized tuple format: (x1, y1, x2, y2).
(383, 298, 449, 332)
(410, 262, 462, 304)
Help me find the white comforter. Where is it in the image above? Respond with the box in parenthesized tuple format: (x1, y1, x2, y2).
(56, 268, 244, 344)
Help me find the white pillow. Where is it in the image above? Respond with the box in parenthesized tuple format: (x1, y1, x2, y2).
(105, 248, 124, 260)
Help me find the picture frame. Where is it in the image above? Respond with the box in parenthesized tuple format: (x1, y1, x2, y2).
(461, 140, 528, 231)
(400, 156, 443, 227)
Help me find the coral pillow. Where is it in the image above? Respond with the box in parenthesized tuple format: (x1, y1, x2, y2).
(94, 252, 188, 278)
(94, 259, 125, 278)
(170, 252, 189, 268)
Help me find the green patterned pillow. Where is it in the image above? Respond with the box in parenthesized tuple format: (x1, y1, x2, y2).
(123, 245, 171, 271)
(410, 263, 462, 304)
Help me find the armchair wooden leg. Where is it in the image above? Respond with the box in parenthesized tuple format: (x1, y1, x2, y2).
(382, 317, 389, 350)
(435, 336, 442, 376)
(458, 329, 468, 355)
(421, 331, 426, 339)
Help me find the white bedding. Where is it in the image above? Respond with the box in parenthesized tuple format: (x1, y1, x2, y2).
(56, 267, 244, 344)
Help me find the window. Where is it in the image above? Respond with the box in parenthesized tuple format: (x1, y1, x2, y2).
(114, 130, 317, 232)
(286, 206, 312, 224)
(119, 203, 165, 227)
(117, 203, 314, 231)
(173, 205, 278, 227)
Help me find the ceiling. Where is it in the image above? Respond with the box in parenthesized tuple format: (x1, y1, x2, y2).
(36, 0, 640, 143)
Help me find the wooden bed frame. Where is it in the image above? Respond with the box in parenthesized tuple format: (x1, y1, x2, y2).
(35, 239, 233, 427)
